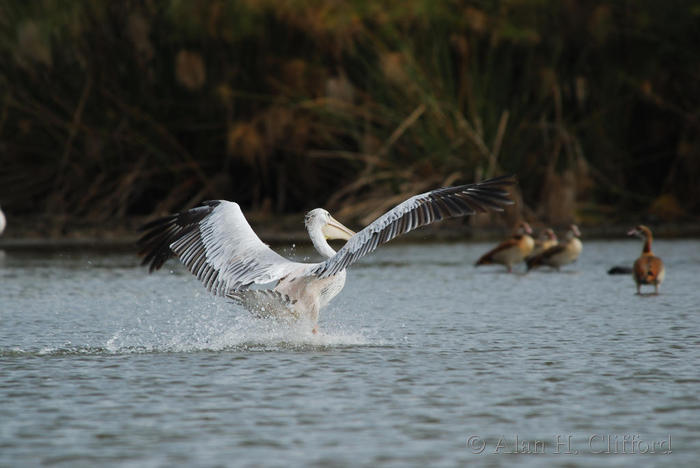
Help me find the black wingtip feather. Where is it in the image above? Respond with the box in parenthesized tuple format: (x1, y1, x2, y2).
(477, 174, 517, 186)
(137, 201, 220, 273)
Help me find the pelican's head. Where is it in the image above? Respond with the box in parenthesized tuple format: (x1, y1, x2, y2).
(305, 208, 355, 241)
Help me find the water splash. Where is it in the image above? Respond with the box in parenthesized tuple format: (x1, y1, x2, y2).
(0, 314, 375, 357)
(111, 313, 373, 353)
(1, 323, 373, 356)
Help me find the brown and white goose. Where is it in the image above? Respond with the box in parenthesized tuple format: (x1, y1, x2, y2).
(628, 225, 665, 295)
(528, 227, 558, 258)
(526, 224, 582, 271)
(475, 221, 534, 273)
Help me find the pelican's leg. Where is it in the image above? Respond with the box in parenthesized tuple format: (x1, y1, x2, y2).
(310, 302, 320, 335)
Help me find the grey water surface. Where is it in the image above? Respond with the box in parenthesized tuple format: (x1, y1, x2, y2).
(1, 240, 699, 467)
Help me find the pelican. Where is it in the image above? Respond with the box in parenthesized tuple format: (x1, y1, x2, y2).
(526, 224, 582, 271)
(0, 205, 5, 236)
(139, 175, 516, 333)
(628, 225, 665, 294)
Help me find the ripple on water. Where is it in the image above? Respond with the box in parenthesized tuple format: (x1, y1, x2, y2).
(1, 242, 700, 467)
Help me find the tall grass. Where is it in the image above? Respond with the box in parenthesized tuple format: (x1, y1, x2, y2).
(1, 0, 698, 230)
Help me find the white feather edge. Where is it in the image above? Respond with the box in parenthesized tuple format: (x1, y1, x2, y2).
(170, 201, 315, 295)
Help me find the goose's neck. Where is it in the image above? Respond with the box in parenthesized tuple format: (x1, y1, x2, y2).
(642, 232, 653, 254)
(309, 226, 336, 259)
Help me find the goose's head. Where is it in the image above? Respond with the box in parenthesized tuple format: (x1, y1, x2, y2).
(567, 224, 581, 239)
(517, 221, 533, 235)
(540, 228, 557, 241)
(627, 224, 650, 239)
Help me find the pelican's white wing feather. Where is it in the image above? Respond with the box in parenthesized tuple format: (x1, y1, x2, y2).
(311, 175, 516, 278)
(139, 201, 314, 295)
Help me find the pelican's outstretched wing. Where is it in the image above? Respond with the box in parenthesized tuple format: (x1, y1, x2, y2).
(138, 201, 311, 295)
(311, 175, 516, 278)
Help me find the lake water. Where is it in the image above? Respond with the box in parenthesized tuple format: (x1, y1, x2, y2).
(1, 239, 699, 467)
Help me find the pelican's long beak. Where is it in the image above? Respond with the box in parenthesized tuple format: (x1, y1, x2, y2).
(322, 216, 355, 241)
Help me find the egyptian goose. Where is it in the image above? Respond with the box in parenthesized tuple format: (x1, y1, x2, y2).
(528, 228, 558, 258)
(526, 224, 582, 271)
(628, 225, 665, 294)
(475, 221, 534, 272)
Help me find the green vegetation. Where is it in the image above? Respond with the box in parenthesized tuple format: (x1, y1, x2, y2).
(1, 1, 699, 232)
